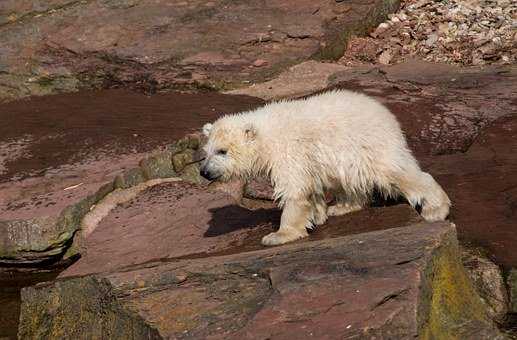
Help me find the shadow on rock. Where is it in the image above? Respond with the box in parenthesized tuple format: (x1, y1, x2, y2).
(205, 205, 280, 237)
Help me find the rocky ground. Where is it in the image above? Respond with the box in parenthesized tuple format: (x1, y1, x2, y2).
(1, 0, 517, 339)
(20, 222, 505, 339)
(0, 0, 399, 103)
(340, 0, 517, 67)
(2, 60, 515, 339)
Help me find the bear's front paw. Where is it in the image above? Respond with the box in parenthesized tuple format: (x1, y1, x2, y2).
(261, 229, 308, 246)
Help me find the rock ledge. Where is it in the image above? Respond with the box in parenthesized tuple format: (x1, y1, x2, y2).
(19, 222, 503, 339)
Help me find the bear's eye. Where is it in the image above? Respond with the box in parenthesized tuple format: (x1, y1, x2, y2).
(216, 149, 227, 155)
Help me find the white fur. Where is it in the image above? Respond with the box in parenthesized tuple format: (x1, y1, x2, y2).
(201, 90, 451, 246)
(203, 123, 213, 137)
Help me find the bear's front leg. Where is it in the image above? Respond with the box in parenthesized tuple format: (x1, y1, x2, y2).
(261, 198, 311, 246)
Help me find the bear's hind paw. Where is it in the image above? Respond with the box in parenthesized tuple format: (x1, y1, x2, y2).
(327, 202, 363, 216)
(261, 229, 308, 246)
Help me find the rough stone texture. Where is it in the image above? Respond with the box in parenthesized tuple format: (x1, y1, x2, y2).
(18, 222, 503, 339)
(425, 115, 517, 269)
(0, 268, 63, 340)
(341, 0, 517, 67)
(0, 178, 117, 264)
(0, 90, 262, 265)
(62, 179, 423, 277)
(462, 247, 509, 322)
(19, 276, 161, 339)
(0, 0, 400, 102)
(509, 269, 517, 313)
(226, 61, 348, 100)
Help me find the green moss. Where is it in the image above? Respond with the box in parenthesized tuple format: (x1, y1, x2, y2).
(172, 150, 194, 173)
(19, 277, 161, 339)
(508, 269, 517, 313)
(114, 167, 146, 189)
(140, 151, 176, 180)
(419, 236, 500, 339)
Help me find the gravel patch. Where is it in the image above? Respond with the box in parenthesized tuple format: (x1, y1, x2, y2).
(340, 0, 516, 66)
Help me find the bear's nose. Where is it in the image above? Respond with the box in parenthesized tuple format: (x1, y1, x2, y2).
(200, 167, 212, 180)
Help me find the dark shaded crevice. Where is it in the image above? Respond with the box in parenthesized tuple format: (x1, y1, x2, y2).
(395, 256, 423, 266)
(371, 288, 410, 310)
(323, 300, 348, 314)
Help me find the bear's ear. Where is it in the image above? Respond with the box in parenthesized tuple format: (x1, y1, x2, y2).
(202, 123, 213, 137)
(244, 124, 257, 140)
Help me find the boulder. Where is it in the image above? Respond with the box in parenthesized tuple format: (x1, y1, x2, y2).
(461, 247, 509, 322)
(60, 179, 423, 277)
(19, 222, 504, 339)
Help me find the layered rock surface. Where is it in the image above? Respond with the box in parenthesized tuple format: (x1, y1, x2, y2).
(19, 222, 504, 339)
(0, 0, 400, 102)
(4, 59, 517, 338)
(0, 90, 262, 265)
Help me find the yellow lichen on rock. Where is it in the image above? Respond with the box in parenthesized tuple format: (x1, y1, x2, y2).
(419, 233, 501, 339)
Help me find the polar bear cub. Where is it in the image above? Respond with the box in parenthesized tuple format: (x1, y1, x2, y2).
(200, 90, 450, 246)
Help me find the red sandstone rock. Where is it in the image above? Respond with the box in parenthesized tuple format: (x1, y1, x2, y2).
(19, 222, 503, 339)
(0, 90, 263, 265)
(0, 0, 400, 102)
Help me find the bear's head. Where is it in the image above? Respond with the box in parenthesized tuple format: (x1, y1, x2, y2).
(200, 117, 258, 182)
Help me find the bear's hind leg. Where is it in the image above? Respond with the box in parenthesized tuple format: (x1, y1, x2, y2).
(262, 198, 311, 246)
(327, 202, 363, 216)
(327, 192, 365, 217)
(393, 170, 450, 221)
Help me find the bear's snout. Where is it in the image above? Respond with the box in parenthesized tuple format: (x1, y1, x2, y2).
(200, 166, 217, 181)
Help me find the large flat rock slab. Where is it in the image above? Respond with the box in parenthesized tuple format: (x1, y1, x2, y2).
(63, 179, 422, 277)
(0, 90, 263, 264)
(0, 0, 400, 102)
(0, 89, 262, 182)
(19, 222, 503, 339)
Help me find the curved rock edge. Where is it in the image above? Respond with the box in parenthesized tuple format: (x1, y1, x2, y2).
(0, 133, 205, 265)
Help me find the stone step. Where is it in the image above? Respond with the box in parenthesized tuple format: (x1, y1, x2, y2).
(18, 222, 503, 339)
